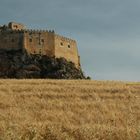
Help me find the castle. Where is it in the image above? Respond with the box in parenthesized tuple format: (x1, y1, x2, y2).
(0, 22, 80, 68)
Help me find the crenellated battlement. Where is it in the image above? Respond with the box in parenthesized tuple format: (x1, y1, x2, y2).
(23, 29, 55, 33)
(55, 34, 76, 43)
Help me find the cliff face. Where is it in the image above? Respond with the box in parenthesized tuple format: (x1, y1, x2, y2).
(0, 50, 86, 79)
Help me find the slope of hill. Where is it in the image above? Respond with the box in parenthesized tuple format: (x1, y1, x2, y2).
(0, 50, 86, 79)
(0, 80, 139, 140)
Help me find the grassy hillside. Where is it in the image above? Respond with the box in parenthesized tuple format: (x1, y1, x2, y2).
(0, 80, 139, 140)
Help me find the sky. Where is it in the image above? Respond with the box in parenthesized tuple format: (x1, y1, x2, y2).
(0, 0, 140, 81)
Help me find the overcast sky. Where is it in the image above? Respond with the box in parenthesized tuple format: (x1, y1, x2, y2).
(0, 0, 140, 81)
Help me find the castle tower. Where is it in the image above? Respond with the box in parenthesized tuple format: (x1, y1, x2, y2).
(8, 22, 26, 30)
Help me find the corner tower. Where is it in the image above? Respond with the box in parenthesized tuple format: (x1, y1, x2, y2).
(54, 34, 80, 68)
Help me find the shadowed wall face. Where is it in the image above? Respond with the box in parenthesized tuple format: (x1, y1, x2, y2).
(0, 31, 23, 50)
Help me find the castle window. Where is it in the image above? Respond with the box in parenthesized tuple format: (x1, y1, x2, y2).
(68, 45, 71, 48)
(14, 25, 18, 28)
(41, 39, 44, 43)
(29, 39, 32, 42)
(60, 42, 63, 46)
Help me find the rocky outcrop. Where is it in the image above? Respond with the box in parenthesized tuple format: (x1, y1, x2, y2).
(0, 50, 87, 79)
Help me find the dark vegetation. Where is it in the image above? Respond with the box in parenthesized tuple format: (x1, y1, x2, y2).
(0, 50, 87, 79)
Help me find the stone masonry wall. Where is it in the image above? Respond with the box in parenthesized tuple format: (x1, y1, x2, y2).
(23, 30, 55, 57)
(0, 31, 23, 50)
(8, 22, 26, 30)
(0, 23, 80, 68)
(54, 34, 80, 68)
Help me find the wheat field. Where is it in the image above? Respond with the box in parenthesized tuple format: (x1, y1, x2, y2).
(0, 80, 139, 140)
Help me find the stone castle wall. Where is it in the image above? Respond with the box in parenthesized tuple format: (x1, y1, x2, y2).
(8, 22, 26, 30)
(0, 22, 80, 68)
(54, 34, 80, 68)
(23, 30, 55, 57)
(0, 30, 23, 51)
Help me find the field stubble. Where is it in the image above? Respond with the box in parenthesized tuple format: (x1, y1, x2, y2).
(0, 80, 140, 140)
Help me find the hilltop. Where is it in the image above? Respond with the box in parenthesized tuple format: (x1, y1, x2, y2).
(0, 22, 87, 79)
(0, 50, 86, 79)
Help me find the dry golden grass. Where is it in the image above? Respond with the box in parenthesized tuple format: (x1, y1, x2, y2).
(0, 80, 140, 140)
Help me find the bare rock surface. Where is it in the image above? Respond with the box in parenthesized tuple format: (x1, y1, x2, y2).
(0, 50, 86, 79)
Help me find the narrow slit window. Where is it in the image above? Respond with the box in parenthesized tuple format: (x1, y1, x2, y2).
(60, 42, 63, 46)
(39, 49, 41, 54)
(14, 25, 18, 28)
(29, 38, 32, 42)
(41, 39, 44, 43)
(68, 45, 71, 48)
